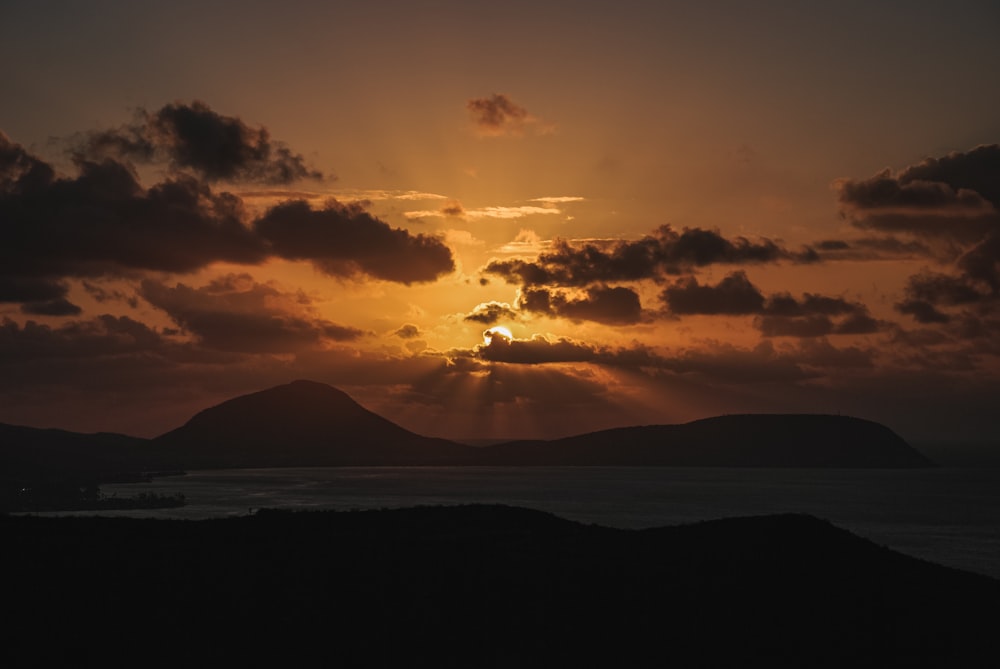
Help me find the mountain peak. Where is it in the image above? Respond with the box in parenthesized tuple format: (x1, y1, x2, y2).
(153, 380, 469, 467)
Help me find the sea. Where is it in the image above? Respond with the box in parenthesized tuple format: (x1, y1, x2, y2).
(46, 466, 1000, 580)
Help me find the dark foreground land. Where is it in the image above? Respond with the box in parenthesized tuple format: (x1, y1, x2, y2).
(3, 505, 997, 668)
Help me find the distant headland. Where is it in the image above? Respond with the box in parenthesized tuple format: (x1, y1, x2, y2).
(1, 379, 933, 509)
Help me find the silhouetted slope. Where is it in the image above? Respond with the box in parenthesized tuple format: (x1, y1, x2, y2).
(2, 506, 995, 667)
(2, 382, 933, 472)
(153, 379, 471, 466)
(481, 414, 932, 467)
(0, 422, 152, 478)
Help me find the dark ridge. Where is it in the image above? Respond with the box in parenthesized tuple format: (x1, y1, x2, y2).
(151, 379, 471, 467)
(3, 381, 933, 477)
(0, 422, 151, 477)
(2, 505, 996, 667)
(478, 414, 933, 468)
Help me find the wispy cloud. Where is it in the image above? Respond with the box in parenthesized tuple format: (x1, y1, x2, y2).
(466, 94, 555, 137)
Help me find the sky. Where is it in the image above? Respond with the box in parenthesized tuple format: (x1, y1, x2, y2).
(2, 0, 999, 444)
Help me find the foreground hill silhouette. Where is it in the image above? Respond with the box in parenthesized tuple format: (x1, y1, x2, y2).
(2, 505, 995, 667)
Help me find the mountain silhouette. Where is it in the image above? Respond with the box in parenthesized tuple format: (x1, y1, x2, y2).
(152, 379, 470, 467)
(2, 380, 933, 475)
(0, 422, 151, 478)
(478, 414, 933, 468)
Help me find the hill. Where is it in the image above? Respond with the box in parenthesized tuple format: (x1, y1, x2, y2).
(0, 422, 152, 479)
(479, 414, 933, 468)
(152, 379, 471, 467)
(2, 505, 995, 666)
(2, 381, 933, 474)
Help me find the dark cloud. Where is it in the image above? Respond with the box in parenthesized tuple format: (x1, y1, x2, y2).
(659, 271, 876, 336)
(756, 315, 836, 338)
(0, 135, 454, 309)
(466, 94, 542, 137)
(81, 101, 324, 184)
(662, 271, 765, 315)
(484, 225, 800, 288)
(464, 301, 518, 325)
(835, 145, 1000, 243)
(663, 342, 816, 384)
(20, 298, 82, 316)
(140, 275, 365, 353)
(897, 300, 950, 324)
(0, 276, 70, 303)
(895, 144, 1000, 208)
(254, 200, 455, 284)
(518, 285, 643, 324)
(393, 324, 423, 339)
(475, 332, 604, 365)
(834, 145, 1000, 326)
(82, 281, 139, 308)
(812, 237, 934, 260)
(0, 148, 265, 278)
(762, 293, 861, 318)
(0, 314, 170, 363)
(836, 169, 991, 211)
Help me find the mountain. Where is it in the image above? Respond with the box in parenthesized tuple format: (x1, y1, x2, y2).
(2, 380, 933, 473)
(152, 379, 472, 467)
(479, 414, 933, 467)
(0, 422, 152, 479)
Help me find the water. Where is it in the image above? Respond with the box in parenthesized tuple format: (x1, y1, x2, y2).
(52, 466, 1000, 580)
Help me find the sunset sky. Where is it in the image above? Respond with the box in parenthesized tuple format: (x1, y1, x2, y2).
(2, 0, 999, 443)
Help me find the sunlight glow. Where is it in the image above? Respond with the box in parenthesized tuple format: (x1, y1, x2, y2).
(483, 326, 514, 345)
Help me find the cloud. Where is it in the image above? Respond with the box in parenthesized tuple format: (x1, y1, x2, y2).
(483, 225, 806, 287)
(466, 94, 552, 137)
(0, 276, 71, 303)
(811, 236, 933, 260)
(835, 144, 1000, 244)
(0, 141, 265, 280)
(405, 204, 563, 220)
(20, 298, 82, 316)
(528, 196, 585, 204)
(659, 270, 880, 336)
(392, 324, 422, 339)
(255, 200, 455, 283)
(518, 285, 643, 324)
(139, 274, 366, 353)
(464, 301, 518, 325)
(80, 100, 324, 184)
(662, 271, 765, 315)
(1, 127, 459, 296)
(833, 145, 1000, 327)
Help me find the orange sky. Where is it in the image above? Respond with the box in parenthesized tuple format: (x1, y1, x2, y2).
(1, 1, 999, 443)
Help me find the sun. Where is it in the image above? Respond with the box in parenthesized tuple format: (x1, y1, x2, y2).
(483, 326, 514, 345)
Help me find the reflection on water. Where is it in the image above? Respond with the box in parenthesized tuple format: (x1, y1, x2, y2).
(41, 466, 1000, 579)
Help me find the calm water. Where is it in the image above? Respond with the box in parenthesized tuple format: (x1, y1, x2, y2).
(59, 466, 1000, 579)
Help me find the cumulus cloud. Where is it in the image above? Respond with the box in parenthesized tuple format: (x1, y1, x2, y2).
(255, 200, 454, 283)
(835, 144, 1000, 244)
(466, 94, 552, 137)
(392, 324, 423, 339)
(518, 285, 643, 324)
(0, 132, 455, 311)
(464, 301, 518, 325)
(659, 271, 880, 336)
(79, 100, 324, 184)
(140, 274, 365, 353)
(662, 271, 765, 315)
(483, 225, 806, 287)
